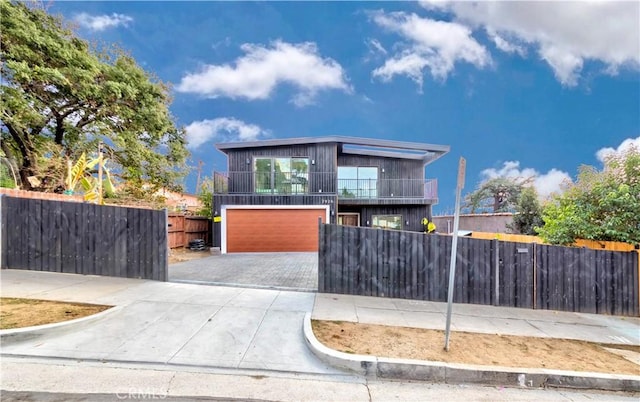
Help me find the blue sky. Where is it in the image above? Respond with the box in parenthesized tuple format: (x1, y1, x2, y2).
(50, 1, 639, 213)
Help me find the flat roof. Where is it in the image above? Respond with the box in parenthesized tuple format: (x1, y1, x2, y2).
(216, 136, 450, 164)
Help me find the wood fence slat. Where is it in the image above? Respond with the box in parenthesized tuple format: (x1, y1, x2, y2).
(0, 196, 167, 281)
(316, 223, 638, 317)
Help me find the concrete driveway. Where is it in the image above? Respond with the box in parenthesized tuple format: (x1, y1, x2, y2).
(169, 252, 318, 291)
(1, 269, 336, 375)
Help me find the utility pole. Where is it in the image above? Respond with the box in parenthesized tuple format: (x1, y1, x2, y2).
(196, 160, 204, 193)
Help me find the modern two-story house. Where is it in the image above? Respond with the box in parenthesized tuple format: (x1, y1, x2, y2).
(212, 136, 449, 253)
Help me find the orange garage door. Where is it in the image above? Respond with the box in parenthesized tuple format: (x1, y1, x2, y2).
(226, 208, 327, 252)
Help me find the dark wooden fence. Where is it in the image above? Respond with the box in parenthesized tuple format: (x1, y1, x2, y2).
(0, 195, 167, 281)
(318, 224, 639, 316)
(167, 214, 211, 248)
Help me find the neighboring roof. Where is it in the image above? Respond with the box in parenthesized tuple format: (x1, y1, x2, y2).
(216, 136, 450, 165)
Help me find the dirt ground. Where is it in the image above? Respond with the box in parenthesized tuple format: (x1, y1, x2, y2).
(169, 247, 212, 264)
(312, 320, 640, 375)
(0, 298, 112, 330)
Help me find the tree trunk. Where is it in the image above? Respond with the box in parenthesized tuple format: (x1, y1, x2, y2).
(5, 124, 38, 190)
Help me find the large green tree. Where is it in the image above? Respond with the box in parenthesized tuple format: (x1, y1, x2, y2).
(537, 147, 640, 245)
(507, 186, 543, 235)
(464, 176, 530, 213)
(0, 1, 187, 193)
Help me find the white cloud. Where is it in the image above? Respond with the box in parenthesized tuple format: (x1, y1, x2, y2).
(486, 28, 526, 57)
(177, 40, 351, 107)
(366, 38, 387, 55)
(184, 118, 269, 150)
(370, 11, 491, 88)
(532, 169, 573, 200)
(73, 13, 133, 32)
(422, 1, 640, 86)
(481, 161, 571, 199)
(596, 136, 640, 163)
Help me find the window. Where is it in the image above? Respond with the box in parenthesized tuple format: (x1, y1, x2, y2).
(338, 166, 378, 198)
(372, 215, 403, 230)
(254, 157, 309, 194)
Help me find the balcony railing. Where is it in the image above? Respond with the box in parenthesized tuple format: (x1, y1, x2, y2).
(337, 178, 437, 200)
(213, 171, 438, 200)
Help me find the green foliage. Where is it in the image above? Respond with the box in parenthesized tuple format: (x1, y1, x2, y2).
(508, 187, 543, 235)
(65, 152, 116, 204)
(196, 177, 214, 219)
(0, 1, 188, 195)
(464, 177, 530, 213)
(537, 147, 640, 245)
(0, 165, 17, 188)
(0, 151, 18, 188)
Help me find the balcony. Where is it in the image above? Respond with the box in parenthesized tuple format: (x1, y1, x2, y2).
(337, 178, 438, 204)
(213, 171, 438, 203)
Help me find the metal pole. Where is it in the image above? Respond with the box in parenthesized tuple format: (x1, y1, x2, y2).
(444, 186, 462, 351)
(445, 157, 465, 352)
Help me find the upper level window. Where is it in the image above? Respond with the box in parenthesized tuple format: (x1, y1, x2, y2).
(338, 166, 378, 198)
(254, 157, 308, 194)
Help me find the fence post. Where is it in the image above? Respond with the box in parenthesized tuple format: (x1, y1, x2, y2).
(318, 217, 324, 293)
(0, 194, 3, 270)
(533, 242, 537, 310)
(493, 239, 499, 306)
(163, 208, 169, 281)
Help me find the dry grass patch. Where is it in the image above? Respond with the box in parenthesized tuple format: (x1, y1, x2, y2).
(169, 247, 211, 264)
(312, 320, 640, 376)
(0, 298, 112, 329)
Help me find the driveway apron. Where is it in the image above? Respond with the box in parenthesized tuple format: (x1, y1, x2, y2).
(0, 270, 340, 375)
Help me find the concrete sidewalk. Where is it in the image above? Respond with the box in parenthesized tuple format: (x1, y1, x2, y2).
(0, 269, 338, 374)
(2, 269, 639, 398)
(312, 293, 640, 346)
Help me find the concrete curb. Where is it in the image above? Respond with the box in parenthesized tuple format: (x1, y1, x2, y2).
(1, 305, 122, 345)
(303, 313, 640, 392)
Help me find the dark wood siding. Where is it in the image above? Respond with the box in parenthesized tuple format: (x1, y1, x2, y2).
(338, 205, 431, 233)
(337, 155, 425, 198)
(337, 155, 423, 179)
(226, 143, 337, 193)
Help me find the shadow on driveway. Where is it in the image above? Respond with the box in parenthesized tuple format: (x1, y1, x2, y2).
(169, 252, 318, 292)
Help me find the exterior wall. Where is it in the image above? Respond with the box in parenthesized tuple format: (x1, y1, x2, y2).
(338, 205, 431, 233)
(337, 154, 424, 180)
(212, 193, 337, 247)
(155, 189, 202, 213)
(0, 188, 84, 202)
(215, 142, 439, 243)
(225, 143, 337, 194)
(432, 213, 514, 234)
(337, 154, 425, 199)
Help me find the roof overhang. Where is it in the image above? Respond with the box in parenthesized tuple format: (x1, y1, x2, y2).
(216, 135, 450, 165)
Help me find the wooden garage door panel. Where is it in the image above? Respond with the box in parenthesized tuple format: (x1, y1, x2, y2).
(227, 209, 326, 252)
